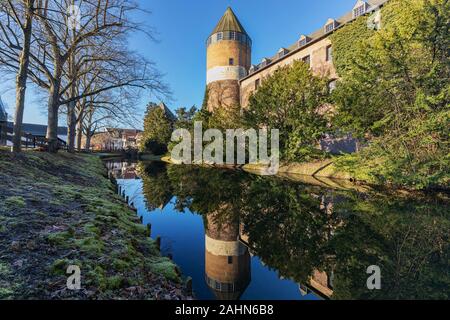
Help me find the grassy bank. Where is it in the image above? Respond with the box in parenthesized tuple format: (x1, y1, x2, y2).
(0, 150, 190, 300)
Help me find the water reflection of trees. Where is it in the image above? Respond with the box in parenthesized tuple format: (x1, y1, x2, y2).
(139, 162, 449, 299)
(138, 162, 174, 210)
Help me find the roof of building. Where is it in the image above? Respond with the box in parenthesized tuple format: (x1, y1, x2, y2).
(7, 122, 67, 136)
(242, 0, 388, 81)
(158, 102, 177, 122)
(0, 97, 7, 122)
(146, 102, 177, 122)
(210, 7, 248, 36)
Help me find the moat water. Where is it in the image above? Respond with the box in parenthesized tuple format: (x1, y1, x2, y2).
(106, 160, 449, 300)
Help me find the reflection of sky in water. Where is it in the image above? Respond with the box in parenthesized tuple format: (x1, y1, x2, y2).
(118, 178, 320, 300)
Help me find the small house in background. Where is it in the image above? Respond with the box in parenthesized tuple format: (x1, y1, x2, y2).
(87, 128, 142, 151)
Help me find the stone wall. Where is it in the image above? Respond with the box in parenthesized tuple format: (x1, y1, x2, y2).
(240, 37, 337, 108)
(207, 80, 241, 112)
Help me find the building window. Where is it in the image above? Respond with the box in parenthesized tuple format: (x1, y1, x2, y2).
(255, 79, 260, 89)
(229, 58, 234, 66)
(302, 55, 311, 67)
(230, 31, 236, 40)
(298, 38, 308, 47)
(261, 58, 270, 67)
(325, 22, 335, 33)
(217, 32, 222, 41)
(278, 48, 288, 59)
(328, 79, 337, 92)
(353, 5, 366, 18)
(326, 45, 333, 62)
(228, 256, 233, 264)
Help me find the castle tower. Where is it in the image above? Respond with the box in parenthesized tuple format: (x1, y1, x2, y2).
(204, 210, 251, 300)
(206, 7, 251, 112)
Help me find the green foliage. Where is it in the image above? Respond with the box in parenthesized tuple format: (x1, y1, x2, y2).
(244, 60, 330, 162)
(168, 87, 245, 162)
(174, 106, 197, 129)
(331, 0, 450, 189)
(5, 196, 26, 208)
(141, 104, 173, 154)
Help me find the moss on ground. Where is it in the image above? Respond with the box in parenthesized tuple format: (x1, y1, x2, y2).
(0, 150, 189, 300)
(5, 196, 26, 208)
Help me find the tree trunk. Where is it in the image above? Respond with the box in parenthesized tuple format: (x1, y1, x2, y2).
(75, 110, 83, 151)
(67, 101, 76, 152)
(66, 50, 77, 153)
(85, 131, 92, 151)
(12, 0, 34, 153)
(46, 81, 61, 153)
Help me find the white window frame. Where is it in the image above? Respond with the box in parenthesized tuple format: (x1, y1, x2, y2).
(353, 5, 366, 18)
(325, 22, 335, 33)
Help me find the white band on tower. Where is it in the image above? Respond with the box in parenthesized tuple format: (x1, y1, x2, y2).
(206, 66, 247, 84)
(205, 235, 246, 256)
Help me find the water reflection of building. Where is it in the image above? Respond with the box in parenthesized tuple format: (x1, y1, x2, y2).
(299, 270, 334, 299)
(204, 212, 251, 300)
(106, 161, 139, 179)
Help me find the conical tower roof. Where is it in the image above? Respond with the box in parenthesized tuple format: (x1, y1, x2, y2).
(210, 7, 247, 36)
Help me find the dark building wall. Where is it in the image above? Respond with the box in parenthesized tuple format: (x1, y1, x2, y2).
(0, 121, 7, 145)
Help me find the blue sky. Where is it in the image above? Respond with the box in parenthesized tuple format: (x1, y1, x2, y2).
(0, 0, 358, 127)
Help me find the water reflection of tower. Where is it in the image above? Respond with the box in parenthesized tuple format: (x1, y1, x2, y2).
(204, 211, 251, 300)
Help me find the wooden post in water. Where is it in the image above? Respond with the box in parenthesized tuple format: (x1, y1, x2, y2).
(139, 215, 143, 223)
(126, 196, 129, 204)
(155, 236, 161, 251)
(147, 223, 152, 237)
(186, 277, 193, 295)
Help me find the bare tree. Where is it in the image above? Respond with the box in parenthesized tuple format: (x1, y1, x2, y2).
(0, 0, 36, 152)
(1, 0, 168, 153)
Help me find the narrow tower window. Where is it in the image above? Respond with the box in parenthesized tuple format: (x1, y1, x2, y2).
(229, 58, 234, 66)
